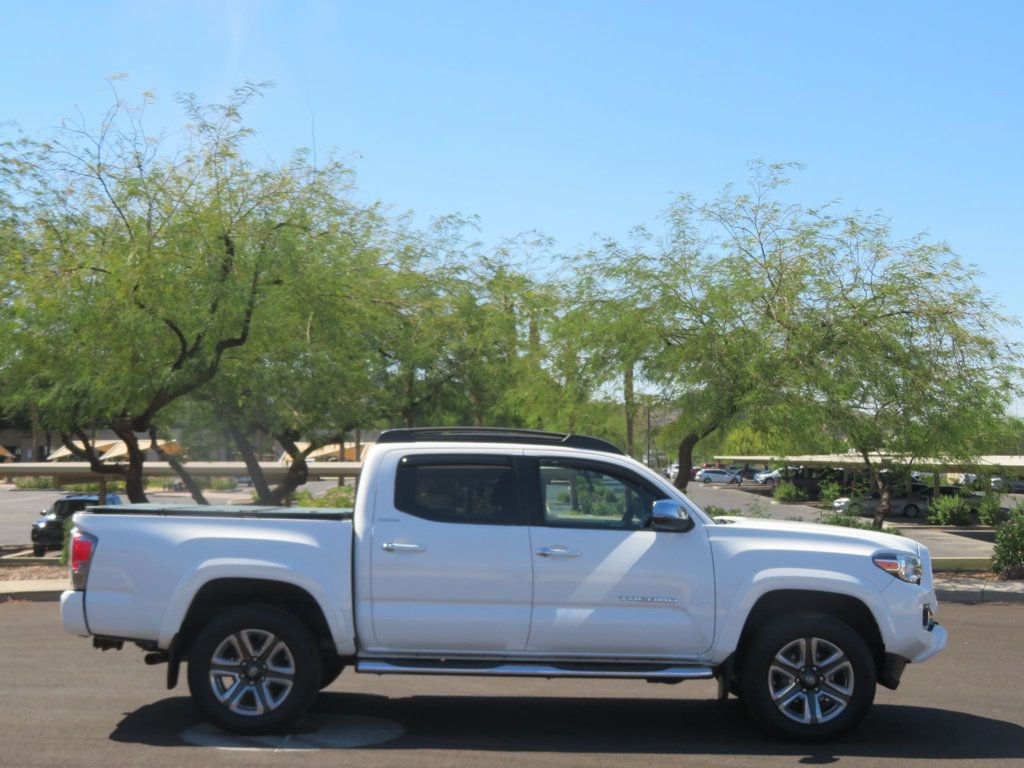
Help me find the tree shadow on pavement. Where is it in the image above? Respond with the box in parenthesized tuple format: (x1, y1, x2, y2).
(110, 693, 1024, 760)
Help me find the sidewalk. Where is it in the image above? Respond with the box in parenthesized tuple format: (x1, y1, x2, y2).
(2, 576, 1022, 606)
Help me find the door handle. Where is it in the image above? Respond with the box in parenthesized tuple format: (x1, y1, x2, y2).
(382, 542, 427, 553)
(535, 546, 581, 558)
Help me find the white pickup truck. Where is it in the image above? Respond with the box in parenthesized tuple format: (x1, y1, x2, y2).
(61, 428, 946, 740)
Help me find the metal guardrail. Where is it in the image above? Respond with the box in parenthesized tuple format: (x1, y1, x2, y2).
(0, 461, 362, 482)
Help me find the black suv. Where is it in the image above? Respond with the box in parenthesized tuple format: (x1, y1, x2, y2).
(30, 494, 123, 556)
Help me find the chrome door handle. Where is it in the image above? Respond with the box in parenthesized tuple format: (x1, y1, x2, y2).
(536, 546, 581, 558)
(382, 542, 427, 553)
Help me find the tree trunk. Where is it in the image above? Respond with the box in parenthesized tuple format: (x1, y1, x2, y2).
(624, 361, 635, 458)
(860, 449, 890, 529)
(228, 423, 274, 504)
(674, 433, 701, 492)
(111, 422, 148, 503)
(149, 427, 208, 504)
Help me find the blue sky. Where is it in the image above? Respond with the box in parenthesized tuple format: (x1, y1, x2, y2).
(4, 0, 1022, 406)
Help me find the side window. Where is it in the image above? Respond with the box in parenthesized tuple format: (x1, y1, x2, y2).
(540, 461, 662, 530)
(395, 457, 520, 525)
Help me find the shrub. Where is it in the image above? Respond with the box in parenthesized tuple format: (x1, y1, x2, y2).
(976, 492, 1008, 527)
(292, 485, 356, 509)
(207, 477, 238, 492)
(821, 512, 902, 536)
(817, 480, 842, 505)
(992, 505, 1024, 579)
(773, 481, 806, 503)
(927, 494, 972, 526)
(14, 477, 54, 489)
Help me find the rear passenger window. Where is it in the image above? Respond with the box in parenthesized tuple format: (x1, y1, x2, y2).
(395, 457, 520, 525)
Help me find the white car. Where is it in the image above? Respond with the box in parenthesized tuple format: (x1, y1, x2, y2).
(696, 467, 741, 484)
(61, 427, 945, 741)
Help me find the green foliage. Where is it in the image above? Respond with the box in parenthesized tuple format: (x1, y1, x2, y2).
(977, 492, 1007, 527)
(992, 505, 1024, 579)
(821, 512, 902, 536)
(60, 516, 74, 567)
(14, 477, 53, 489)
(817, 480, 842, 505)
(291, 485, 356, 509)
(927, 494, 972, 526)
(773, 481, 806, 503)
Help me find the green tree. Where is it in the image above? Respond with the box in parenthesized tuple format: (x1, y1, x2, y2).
(0, 82, 365, 501)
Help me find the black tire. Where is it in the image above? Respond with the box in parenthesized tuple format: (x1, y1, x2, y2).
(703, 477, 711, 484)
(319, 656, 345, 689)
(740, 613, 876, 741)
(903, 504, 920, 519)
(187, 604, 321, 734)
(32, 544, 46, 557)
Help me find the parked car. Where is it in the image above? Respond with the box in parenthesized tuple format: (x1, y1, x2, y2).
(695, 467, 741, 484)
(31, 493, 123, 556)
(833, 491, 927, 519)
(61, 426, 945, 740)
(991, 477, 1024, 493)
(754, 468, 783, 486)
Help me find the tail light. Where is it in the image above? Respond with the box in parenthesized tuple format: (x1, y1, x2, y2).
(70, 529, 98, 589)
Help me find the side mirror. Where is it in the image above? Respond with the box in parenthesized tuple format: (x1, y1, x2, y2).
(651, 499, 694, 532)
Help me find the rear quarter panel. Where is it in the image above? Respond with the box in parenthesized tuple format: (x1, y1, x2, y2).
(75, 513, 355, 654)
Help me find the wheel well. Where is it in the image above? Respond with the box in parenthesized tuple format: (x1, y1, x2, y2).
(177, 578, 335, 659)
(733, 590, 885, 680)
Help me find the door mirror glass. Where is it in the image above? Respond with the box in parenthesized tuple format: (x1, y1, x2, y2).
(651, 499, 693, 532)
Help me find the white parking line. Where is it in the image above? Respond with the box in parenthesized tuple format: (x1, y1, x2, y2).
(0, 492, 56, 507)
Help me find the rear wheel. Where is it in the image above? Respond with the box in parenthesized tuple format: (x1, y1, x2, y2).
(187, 604, 321, 734)
(740, 613, 876, 741)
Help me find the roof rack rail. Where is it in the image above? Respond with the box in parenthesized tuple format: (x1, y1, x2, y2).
(377, 427, 624, 455)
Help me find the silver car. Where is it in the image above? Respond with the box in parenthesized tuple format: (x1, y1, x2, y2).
(696, 468, 742, 485)
(833, 492, 927, 519)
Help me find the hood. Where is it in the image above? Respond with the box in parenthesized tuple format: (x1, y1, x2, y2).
(710, 515, 918, 556)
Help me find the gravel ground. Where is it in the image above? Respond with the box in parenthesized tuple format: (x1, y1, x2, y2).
(0, 565, 68, 581)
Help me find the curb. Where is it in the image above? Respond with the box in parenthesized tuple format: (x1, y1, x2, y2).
(0, 588, 65, 603)
(934, 579, 1024, 605)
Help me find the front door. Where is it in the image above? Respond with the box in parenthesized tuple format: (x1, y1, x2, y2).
(527, 457, 715, 658)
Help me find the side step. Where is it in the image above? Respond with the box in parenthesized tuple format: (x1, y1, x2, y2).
(356, 659, 714, 680)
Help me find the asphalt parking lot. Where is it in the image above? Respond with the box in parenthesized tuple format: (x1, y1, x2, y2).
(2, 601, 1022, 768)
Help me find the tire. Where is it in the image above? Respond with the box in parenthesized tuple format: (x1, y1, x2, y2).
(319, 656, 345, 689)
(187, 604, 321, 734)
(32, 544, 46, 557)
(740, 613, 876, 741)
(903, 504, 920, 519)
(703, 477, 711, 484)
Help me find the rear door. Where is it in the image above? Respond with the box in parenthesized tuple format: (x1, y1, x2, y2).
(367, 450, 533, 653)
(526, 455, 716, 658)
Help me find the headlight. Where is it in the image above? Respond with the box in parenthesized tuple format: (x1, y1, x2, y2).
(874, 552, 923, 585)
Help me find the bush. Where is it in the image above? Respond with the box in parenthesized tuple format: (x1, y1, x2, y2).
(14, 477, 54, 489)
(817, 480, 842, 505)
(977, 492, 1008, 527)
(207, 477, 238, 491)
(927, 494, 972, 526)
(773, 481, 806, 503)
(992, 506, 1024, 579)
(291, 485, 356, 509)
(821, 512, 902, 536)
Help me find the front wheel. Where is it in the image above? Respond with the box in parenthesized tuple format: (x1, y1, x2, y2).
(32, 544, 46, 557)
(903, 504, 920, 518)
(187, 604, 321, 734)
(740, 613, 876, 741)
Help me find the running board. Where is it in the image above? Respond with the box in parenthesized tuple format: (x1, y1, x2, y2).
(356, 659, 714, 680)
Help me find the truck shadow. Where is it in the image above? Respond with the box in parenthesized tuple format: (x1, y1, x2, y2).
(109, 692, 1024, 760)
